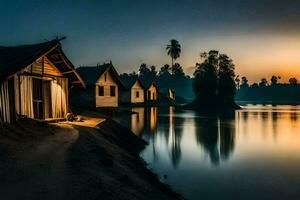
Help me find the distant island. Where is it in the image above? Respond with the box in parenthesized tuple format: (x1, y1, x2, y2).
(186, 50, 240, 114)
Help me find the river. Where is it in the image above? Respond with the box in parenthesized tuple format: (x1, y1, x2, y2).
(116, 105, 300, 200)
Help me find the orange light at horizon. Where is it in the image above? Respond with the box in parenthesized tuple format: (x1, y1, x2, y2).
(178, 34, 300, 83)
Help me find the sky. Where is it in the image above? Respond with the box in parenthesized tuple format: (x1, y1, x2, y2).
(1, 0, 300, 83)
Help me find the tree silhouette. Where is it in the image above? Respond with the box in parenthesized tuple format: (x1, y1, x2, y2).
(193, 50, 218, 99)
(235, 75, 240, 89)
(166, 39, 181, 67)
(159, 64, 170, 76)
(171, 63, 185, 77)
(251, 83, 259, 88)
(192, 50, 236, 110)
(270, 75, 280, 86)
(139, 63, 150, 77)
(259, 78, 268, 87)
(289, 77, 298, 85)
(200, 52, 208, 61)
(236, 76, 300, 103)
(138, 63, 157, 81)
(150, 65, 157, 77)
(130, 71, 138, 78)
(240, 76, 249, 88)
(218, 54, 236, 103)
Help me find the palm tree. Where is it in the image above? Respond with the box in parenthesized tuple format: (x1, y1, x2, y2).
(166, 39, 181, 67)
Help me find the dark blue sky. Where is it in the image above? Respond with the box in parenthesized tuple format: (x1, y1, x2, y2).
(1, 0, 300, 81)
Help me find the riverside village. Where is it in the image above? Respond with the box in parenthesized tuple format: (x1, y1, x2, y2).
(1, 1, 300, 200)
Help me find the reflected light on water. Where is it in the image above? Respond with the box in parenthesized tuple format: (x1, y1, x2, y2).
(131, 107, 145, 136)
(124, 105, 300, 200)
(149, 107, 157, 134)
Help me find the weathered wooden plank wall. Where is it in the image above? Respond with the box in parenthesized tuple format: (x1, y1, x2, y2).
(0, 80, 11, 123)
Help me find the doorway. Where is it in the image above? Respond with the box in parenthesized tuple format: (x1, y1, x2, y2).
(32, 78, 43, 119)
(43, 80, 52, 119)
(32, 79, 52, 119)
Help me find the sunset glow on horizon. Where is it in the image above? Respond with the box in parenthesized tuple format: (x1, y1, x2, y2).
(181, 34, 300, 83)
(1, 0, 300, 83)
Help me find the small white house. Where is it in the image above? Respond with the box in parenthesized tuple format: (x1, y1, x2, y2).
(76, 63, 124, 108)
(120, 78, 145, 104)
(143, 81, 158, 101)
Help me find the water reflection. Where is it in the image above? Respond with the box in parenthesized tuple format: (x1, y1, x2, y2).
(129, 107, 236, 166)
(130, 107, 158, 137)
(195, 118, 235, 165)
(219, 121, 235, 161)
(131, 107, 145, 136)
(146, 107, 157, 134)
(195, 118, 219, 164)
(120, 105, 300, 200)
(168, 107, 183, 167)
(129, 107, 184, 167)
(290, 112, 297, 121)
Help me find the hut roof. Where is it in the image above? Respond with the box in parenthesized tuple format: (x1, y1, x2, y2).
(77, 63, 125, 88)
(0, 38, 85, 88)
(120, 76, 145, 90)
(140, 78, 158, 91)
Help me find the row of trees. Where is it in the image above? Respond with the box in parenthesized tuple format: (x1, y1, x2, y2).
(121, 39, 238, 108)
(120, 39, 194, 101)
(236, 76, 299, 89)
(122, 62, 186, 81)
(235, 76, 300, 103)
(120, 62, 194, 101)
(121, 38, 300, 106)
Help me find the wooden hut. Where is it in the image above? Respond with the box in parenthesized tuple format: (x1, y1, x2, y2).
(0, 38, 85, 123)
(120, 77, 145, 104)
(76, 63, 124, 108)
(142, 80, 158, 102)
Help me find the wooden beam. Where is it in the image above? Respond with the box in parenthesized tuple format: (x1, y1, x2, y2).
(18, 75, 21, 115)
(47, 53, 62, 58)
(52, 60, 65, 64)
(42, 56, 45, 76)
(6, 44, 60, 80)
(62, 71, 74, 74)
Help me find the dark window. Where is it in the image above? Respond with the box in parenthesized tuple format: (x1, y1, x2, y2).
(98, 86, 104, 96)
(110, 86, 116, 96)
(104, 73, 107, 81)
(136, 91, 139, 98)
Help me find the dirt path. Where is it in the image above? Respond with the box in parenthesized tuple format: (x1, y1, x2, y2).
(0, 123, 79, 200)
(0, 119, 181, 200)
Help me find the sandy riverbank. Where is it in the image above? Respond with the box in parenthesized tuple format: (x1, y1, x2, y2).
(0, 117, 182, 200)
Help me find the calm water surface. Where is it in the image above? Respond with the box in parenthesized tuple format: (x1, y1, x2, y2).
(116, 105, 300, 200)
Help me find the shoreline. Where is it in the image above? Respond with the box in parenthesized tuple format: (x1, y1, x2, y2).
(0, 117, 182, 200)
(236, 101, 300, 105)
